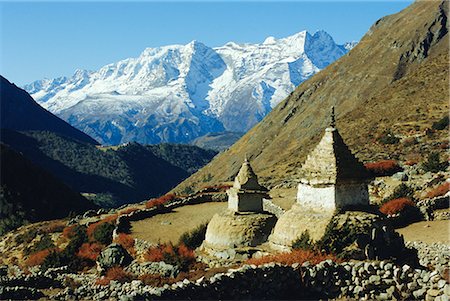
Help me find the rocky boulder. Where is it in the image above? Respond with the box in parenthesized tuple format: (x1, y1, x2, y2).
(96, 243, 132, 273)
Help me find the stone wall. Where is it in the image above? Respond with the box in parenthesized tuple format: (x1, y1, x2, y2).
(44, 259, 449, 300)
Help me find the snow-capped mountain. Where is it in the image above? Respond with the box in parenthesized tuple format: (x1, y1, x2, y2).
(24, 30, 354, 145)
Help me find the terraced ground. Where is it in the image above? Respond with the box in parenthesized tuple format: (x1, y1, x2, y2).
(130, 202, 227, 244)
(396, 220, 450, 244)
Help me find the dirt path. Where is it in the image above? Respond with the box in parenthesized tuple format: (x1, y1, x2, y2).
(396, 220, 450, 244)
(130, 202, 227, 244)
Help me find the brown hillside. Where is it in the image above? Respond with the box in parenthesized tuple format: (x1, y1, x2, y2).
(174, 0, 449, 194)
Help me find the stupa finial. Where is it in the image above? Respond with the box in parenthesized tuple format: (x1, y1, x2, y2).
(330, 106, 336, 128)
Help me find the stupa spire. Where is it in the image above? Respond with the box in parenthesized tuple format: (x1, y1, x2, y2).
(330, 106, 336, 128)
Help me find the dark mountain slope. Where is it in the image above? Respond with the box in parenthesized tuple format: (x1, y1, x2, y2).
(0, 143, 96, 235)
(0, 76, 98, 145)
(0, 130, 191, 206)
(173, 0, 449, 193)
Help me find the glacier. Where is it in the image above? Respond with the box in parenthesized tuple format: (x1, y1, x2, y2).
(24, 30, 355, 145)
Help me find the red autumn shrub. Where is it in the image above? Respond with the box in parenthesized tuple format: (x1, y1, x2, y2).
(379, 197, 415, 216)
(25, 249, 54, 267)
(106, 266, 133, 283)
(77, 243, 104, 261)
(365, 160, 401, 177)
(95, 266, 133, 286)
(62, 225, 78, 239)
(145, 194, 176, 209)
(426, 182, 450, 199)
(404, 159, 419, 166)
(114, 233, 136, 256)
(245, 249, 339, 266)
(144, 245, 165, 262)
(143, 243, 196, 271)
(95, 277, 111, 286)
(177, 243, 195, 260)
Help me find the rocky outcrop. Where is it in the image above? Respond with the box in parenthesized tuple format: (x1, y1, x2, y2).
(96, 244, 132, 273)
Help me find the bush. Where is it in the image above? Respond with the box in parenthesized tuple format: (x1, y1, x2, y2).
(25, 234, 55, 255)
(245, 249, 339, 266)
(292, 230, 313, 250)
(315, 220, 361, 257)
(426, 182, 450, 199)
(92, 222, 115, 245)
(378, 131, 400, 145)
(95, 266, 133, 285)
(179, 223, 208, 250)
(380, 198, 415, 216)
(144, 243, 195, 271)
(382, 184, 415, 205)
(114, 233, 135, 256)
(364, 160, 402, 177)
(25, 249, 54, 267)
(15, 228, 38, 244)
(422, 152, 447, 173)
(139, 273, 174, 287)
(432, 115, 449, 130)
(62, 225, 77, 239)
(40, 225, 88, 271)
(77, 242, 104, 261)
(145, 194, 176, 209)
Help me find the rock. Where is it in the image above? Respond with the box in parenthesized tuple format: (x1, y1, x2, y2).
(413, 288, 427, 299)
(392, 172, 408, 181)
(97, 243, 133, 273)
(438, 280, 447, 289)
(83, 210, 97, 218)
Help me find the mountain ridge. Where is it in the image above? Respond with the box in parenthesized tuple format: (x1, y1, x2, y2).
(24, 30, 352, 145)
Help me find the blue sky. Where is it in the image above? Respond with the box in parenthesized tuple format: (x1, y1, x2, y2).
(1, 1, 411, 86)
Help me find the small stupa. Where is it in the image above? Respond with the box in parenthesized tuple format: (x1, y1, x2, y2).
(269, 107, 373, 250)
(199, 159, 277, 260)
(227, 157, 266, 213)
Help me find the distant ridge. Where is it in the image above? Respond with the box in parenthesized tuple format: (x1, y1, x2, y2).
(0, 75, 98, 145)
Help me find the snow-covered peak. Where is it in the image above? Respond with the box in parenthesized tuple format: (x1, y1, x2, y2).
(24, 30, 354, 145)
(263, 36, 276, 45)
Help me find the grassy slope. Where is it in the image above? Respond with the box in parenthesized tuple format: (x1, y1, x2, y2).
(173, 0, 449, 193)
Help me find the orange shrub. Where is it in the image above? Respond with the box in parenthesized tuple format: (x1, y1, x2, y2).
(77, 243, 104, 261)
(95, 277, 111, 286)
(145, 194, 176, 209)
(365, 160, 401, 177)
(143, 243, 195, 271)
(426, 182, 450, 199)
(245, 249, 339, 266)
(25, 249, 54, 267)
(144, 245, 165, 262)
(107, 266, 133, 282)
(62, 225, 77, 239)
(177, 243, 195, 260)
(114, 233, 136, 256)
(379, 197, 415, 215)
(95, 266, 133, 285)
(120, 207, 139, 215)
